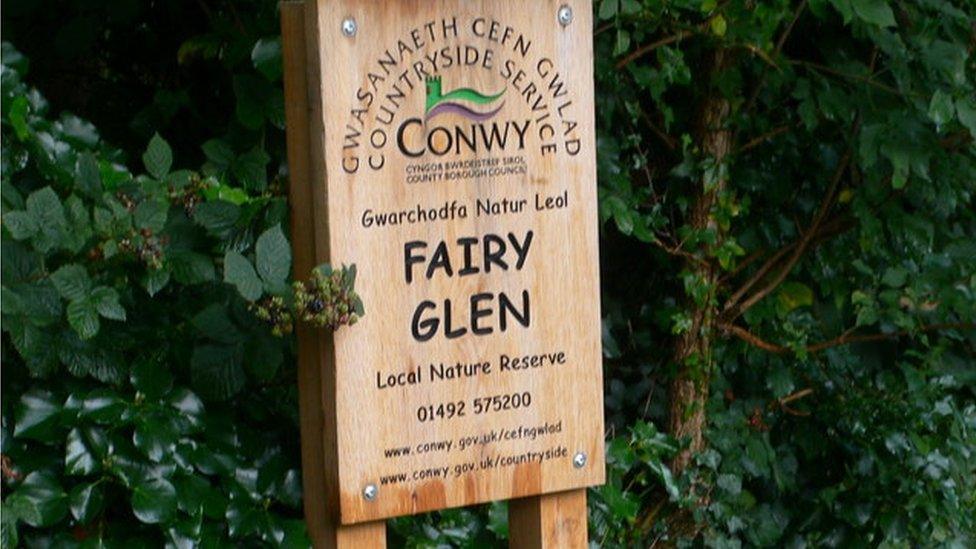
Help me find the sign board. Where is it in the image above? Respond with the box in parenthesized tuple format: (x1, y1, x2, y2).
(315, 0, 604, 524)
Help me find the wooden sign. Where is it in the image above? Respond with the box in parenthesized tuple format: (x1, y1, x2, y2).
(299, 0, 603, 525)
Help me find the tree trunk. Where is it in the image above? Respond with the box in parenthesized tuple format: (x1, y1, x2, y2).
(668, 48, 732, 476)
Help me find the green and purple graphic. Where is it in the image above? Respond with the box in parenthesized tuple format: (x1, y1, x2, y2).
(425, 76, 505, 122)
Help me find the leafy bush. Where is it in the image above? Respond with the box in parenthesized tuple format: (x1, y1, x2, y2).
(2, 0, 975, 547)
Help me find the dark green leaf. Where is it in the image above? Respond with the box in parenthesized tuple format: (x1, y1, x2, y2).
(131, 354, 174, 400)
(13, 471, 69, 528)
(91, 286, 126, 321)
(69, 482, 105, 523)
(191, 344, 245, 400)
(251, 38, 282, 81)
(134, 199, 169, 232)
(224, 250, 263, 301)
(2, 211, 38, 240)
(143, 133, 173, 179)
(65, 427, 99, 475)
(131, 477, 177, 524)
(255, 225, 291, 286)
(67, 298, 100, 339)
(13, 389, 61, 441)
(50, 264, 92, 301)
(851, 0, 896, 27)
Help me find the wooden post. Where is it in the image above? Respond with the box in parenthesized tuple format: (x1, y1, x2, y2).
(280, 2, 387, 547)
(509, 490, 588, 549)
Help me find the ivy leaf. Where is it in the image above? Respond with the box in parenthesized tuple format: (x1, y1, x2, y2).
(13, 389, 61, 441)
(927, 90, 954, 128)
(777, 282, 814, 312)
(67, 299, 100, 339)
(709, 14, 727, 37)
(224, 250, 263, 301)
(599, 0, 618, 20)
(12, 472, 69, 528)
(613, 30, 631, 57)
(851, 0, 896, 27)
(956, 98, 976, 136)
(255, 225, 291, 288)
(131, 478, 177, 524)
(251, 38, 282, 81)
(143, 133, 173, 180)
(69, 482, 105, 523)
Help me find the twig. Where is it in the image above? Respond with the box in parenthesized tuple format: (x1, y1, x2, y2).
(616, 30, 695, 70)
(791, 60, 906, 97)
(735, 125, 790, 155)
(779, 387, 814, 405)
(742, 0, 807, 115)
(730, 145, 852, 317)
(775, 387, 814, 416)
(595, 22, 615, 37)
(741, 44, 780, 71)
(718, 248, 766, 285)
(775, 0, 807, 57)
(639, 106, 679, 151)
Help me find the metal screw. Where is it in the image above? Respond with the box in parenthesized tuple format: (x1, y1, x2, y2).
(342, 17, 358, 37)
(573, 452, 587, 469)
(362, 483, 377, 501)
(558, 5, 574, 26)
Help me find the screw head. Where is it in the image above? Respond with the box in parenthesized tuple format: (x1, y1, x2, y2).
(573, 452, 587, 469)
(342, 17, 357, 37)
(558, 5, 574, 26)
(362, 483, 377, 501)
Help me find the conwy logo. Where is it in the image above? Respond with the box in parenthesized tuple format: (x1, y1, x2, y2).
(396, 77, 528, 159)
(424, 76, 505, 122)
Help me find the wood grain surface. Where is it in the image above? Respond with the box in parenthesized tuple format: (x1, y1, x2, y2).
(307, 0, 604, 524)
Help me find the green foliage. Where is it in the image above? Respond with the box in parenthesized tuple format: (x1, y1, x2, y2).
(2, 0, 975, 546)
(0, 33, 313, 545)
(594, 0, 976, 545)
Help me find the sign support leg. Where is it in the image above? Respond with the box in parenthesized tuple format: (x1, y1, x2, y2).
(281, 2, 387, 546)
(509, 489, 588, 548)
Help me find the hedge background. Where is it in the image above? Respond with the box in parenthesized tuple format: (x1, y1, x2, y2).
(2, 0, 975, 547)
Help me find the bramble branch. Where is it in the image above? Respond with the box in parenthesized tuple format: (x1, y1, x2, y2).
(719, 322, 976, 355)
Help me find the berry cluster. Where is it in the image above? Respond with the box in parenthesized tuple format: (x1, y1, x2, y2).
(168, 173, 211, 216)
(118, 228, 167, 270)
(251, 295, 294, 337)
(293, 267, 361, 331)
